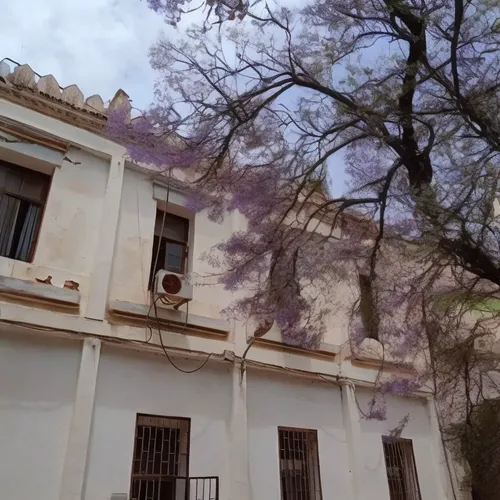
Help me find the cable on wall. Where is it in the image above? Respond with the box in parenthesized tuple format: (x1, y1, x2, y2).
(153, 297, 212, 373)
(146, 173, 211, 374)
(145, 176, 171, 344)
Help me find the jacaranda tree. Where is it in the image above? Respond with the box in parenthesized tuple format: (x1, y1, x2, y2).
(108, 2, 500, 495)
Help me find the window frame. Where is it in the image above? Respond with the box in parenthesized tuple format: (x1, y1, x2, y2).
(130, 413, 191, 500)
(382, 436, 422, 500)
(0, 159, 51, 263)
(150, 209, 190, 288)
(358, 271, 380, 341)
(277, 426, 323, 500)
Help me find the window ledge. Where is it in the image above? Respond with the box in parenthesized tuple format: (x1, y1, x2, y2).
(0, 275, 80, 307)
(251, 335, 340, 359)
(108, 299, 230, 336)
(354, 337, 384, 361)
(351, 338, 419, 372)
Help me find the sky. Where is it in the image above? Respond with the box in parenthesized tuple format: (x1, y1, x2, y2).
(1, 0, 349, 195)
(1, 0, 307, 110)
(1, 0, 167, 109)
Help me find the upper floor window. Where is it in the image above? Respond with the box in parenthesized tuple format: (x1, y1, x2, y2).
(278, 427, 322, 500)
(0, 160, 50, 262)
(382, 437, 422, 500)
(149, 210, 190, 287)
(359, 272, 380, 341)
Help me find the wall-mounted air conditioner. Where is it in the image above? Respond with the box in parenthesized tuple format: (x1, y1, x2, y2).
(154, 270, 193, 303)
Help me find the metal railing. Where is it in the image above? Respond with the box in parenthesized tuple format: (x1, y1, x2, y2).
(184, 477, 219, 500)
(130, 476, 219, 500)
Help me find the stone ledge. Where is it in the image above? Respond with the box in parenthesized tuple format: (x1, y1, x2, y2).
(108, 299, 230, 335)
(0, 275, 80, 307)
(251, 335, 340, 359)
(350, 338, 420, 373)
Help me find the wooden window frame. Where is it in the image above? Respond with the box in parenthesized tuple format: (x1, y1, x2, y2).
(278, 426, 323, 500)
(0, 159, 51, 263)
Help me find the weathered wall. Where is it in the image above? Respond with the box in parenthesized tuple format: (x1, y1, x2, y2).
(247, 371, 354, 500)
(109, 168, 156, 307)
(83, 345, 232, 500)
(34, 147, 107, 275)
(0, 332, 80, 500)
(109, 168, 239, 322)
(356, 389, 445, 500)
(0, 330, 452, 500)
(0, 144, 109, 304)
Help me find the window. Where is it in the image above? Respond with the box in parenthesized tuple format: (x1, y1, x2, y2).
(359, 272, 379, 341)
(149, 210, 189, 286)
(130, 414, 190, 500)
(278, 427, 322, 500)
(0, 160, 50, 262)
(382, 437, 422, 500)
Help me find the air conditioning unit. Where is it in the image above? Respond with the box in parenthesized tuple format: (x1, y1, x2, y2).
(154, 270, 193, 303)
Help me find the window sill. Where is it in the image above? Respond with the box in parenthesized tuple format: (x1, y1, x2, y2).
(354, 337, 384, 361)
(108, 299, 230, 336)
(0, 275, 80, 308)
(351, 338, 418, 372)
(250, 334, 340, 359)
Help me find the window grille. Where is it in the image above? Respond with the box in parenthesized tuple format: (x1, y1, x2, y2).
(278, 427, 322, 500)
(184, 477, 219, 500)
(130, 415, 190, 500)
(382, 437, 422, 500)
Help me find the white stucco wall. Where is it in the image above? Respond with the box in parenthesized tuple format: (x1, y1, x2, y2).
(0, 143, 109, 302)
(84, 345, 232, 500)
(110, 168, 156, 307)
(0, 332, 80, 500)
(110, 167, 241, 325)
(247, 371, 354, 500)
(247, 373, 448, 500)
(34, 147, 107, 275)
(356, 389, 445, 500)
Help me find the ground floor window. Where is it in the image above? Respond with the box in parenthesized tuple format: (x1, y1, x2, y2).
(278, 427, 322, 500)
(130, 414, 190, 500)
(382, 436, 422, 500)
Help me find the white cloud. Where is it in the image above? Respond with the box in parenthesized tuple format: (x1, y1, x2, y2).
(1, 0, 168, 109)
(1, 0, 311, 109)
(1, 0, 348, 194)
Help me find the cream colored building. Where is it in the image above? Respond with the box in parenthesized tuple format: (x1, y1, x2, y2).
(0, 59, 458, 500)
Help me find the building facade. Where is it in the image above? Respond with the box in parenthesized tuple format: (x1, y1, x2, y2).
(0, 60, 457, 500)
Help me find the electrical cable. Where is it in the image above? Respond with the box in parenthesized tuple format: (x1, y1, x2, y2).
(153, 297, 212, 373)
(148, 176, 211, 373)
(145, 177, 171, 343)
(150, 186, 169, 288)
(145, 296, 157, 343)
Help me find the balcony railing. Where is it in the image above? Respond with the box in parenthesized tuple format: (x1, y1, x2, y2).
(131, 476, 219, 500)
(184, 477, 219, 500)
